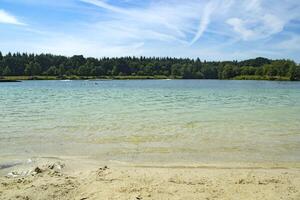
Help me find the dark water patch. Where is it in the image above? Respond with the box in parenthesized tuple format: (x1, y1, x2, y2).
(0, 162, 21, 170)
(0, 80, 21, 82)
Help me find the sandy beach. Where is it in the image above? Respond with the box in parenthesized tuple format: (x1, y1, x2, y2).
(0, 158, 299, 200)
(1, 0, 300, 197)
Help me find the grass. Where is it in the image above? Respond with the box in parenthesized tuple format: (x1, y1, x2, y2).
(1, 76, 58, 80)
(233, 75, 291, 81)
(0, 75, 294, 81)
(0, 75, 182, 81)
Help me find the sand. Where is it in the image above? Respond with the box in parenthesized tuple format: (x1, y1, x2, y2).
(0, 159, 299, 200)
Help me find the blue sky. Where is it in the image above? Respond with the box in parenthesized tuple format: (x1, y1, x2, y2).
(0, 0, 300, 61)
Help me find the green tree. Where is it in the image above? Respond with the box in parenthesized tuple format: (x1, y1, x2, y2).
(0, 52, 298, 81)
(45, 66, 58, 76)
(181, 64, 194, 79)
(171, 64, 182, 76)
(0, 66, 3, 76)
(25, 62, 41, 76)
(144, 63, 154, 76)
(201, 65, 218, 79)
(240, 66, 256, 75)
(289, 65, 300, 81)
(255, 67, 263, 76)
(91, 66, 104, 76)
(57, 64, 65, 76)
(263, 64, 277, 77)
(3, 66, 12, 76)
(271, 60, 294, 77)
(78, 65, 90, 76)
(112, 65, 119, 76)
(222, 64, 239, 79)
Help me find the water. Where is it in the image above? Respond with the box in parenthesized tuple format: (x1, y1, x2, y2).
(1, 80, 300, 165)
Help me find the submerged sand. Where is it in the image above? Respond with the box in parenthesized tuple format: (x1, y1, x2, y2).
(0, 158, 299, 200)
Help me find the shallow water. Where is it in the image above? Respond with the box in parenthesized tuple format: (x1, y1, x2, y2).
(1, 80, 300, 165)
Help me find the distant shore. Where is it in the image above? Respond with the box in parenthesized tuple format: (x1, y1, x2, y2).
(0, 75, 174, 81)
(0, 75, 295, 81)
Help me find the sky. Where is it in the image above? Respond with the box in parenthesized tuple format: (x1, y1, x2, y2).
(0, 0, 300, 61)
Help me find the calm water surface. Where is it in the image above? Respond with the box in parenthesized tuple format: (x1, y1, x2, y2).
(1, 80, 300, 164)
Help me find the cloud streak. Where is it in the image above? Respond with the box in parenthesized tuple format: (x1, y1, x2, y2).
(226, 0, 293, 41)
(0, 9, 26, 25)
(80, 0, 213, 44)
(80, 0, 130, 15)
(0, 0, 300, 61)
(190, 1, 217, 45)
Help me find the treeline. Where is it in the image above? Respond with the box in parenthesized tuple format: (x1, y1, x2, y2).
(0, 51, 300, 80)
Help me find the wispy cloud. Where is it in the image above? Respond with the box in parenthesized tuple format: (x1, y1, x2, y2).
(0, 9, 26, 26)
(0, 0, 299, 61)
(226, 18, 254, 40)
(274, 34, 300, 51)
(190, 1, 217, 45)
(80, 0, 215, 44)
(81, 0, 130, 14)
(226, 0, 294, 41)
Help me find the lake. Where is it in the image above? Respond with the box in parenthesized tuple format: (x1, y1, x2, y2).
(1, 80, 300, 165)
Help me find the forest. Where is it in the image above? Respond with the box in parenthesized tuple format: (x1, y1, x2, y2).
(0, 52, 299, 80)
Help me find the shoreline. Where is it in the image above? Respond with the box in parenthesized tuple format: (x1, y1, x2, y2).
(2, 155, 300, 171)
(0, 75, 296, 81)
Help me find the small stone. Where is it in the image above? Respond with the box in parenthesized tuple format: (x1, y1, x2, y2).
(34, 167, 43, 174)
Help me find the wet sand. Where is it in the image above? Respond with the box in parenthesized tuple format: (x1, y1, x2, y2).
(0, 158, 299, 200)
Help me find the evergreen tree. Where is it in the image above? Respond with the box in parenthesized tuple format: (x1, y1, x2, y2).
(0, 51, 298, 80)
(3, 66, 12, 76)
(25, 62, 41, 76)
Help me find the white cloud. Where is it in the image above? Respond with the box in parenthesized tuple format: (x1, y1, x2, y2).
(275, 34, 300, 51)
(80, 0, 222, 45)
(190, 1, 217, 45)
(226, 18, 255, 40)
(226, 0, 289, 41)
(80, 0, 295, 45)
(0, 9, 26, 25)
(81, 0, 130, 15)
(1, 0, 300, 61)
(226, 14, 284, 41)
(263, 14, 285, 35)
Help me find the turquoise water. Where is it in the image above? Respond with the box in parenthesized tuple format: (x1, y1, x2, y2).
(0, 80, 300, 164)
